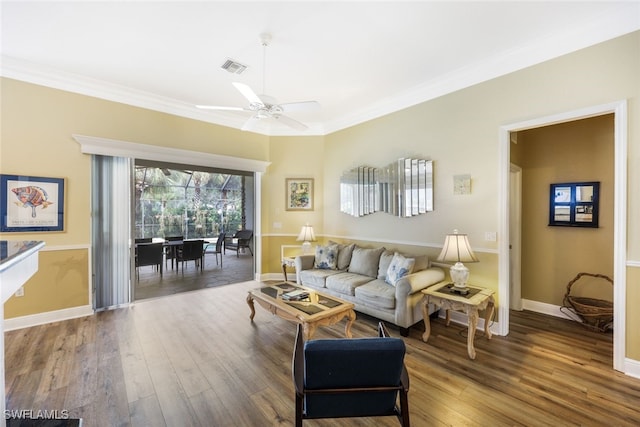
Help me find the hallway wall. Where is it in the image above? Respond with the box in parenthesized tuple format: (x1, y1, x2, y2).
(517, 114, 614, 306)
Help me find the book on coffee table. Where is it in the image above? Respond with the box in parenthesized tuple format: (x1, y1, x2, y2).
(282, 289, 310, 301)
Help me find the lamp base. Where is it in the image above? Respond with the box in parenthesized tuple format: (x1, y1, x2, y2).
(449, 285, 470, 295)
(449, 262, 470, 292)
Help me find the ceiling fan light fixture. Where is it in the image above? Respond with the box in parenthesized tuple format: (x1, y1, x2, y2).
(199, 33, 319, 131)
(221, 59, 248, 75)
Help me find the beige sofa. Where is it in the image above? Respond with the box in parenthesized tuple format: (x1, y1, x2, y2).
(295, 242, 445, 336)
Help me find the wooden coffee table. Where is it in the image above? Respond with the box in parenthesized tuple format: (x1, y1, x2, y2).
(246, 282, 356, 339)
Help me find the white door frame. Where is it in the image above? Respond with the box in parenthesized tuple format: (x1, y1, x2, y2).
(498, 100, 627, 372)
(509, 163, 522, 311)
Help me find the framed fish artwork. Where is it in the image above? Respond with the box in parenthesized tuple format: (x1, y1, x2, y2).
(1, 174, 65, 232)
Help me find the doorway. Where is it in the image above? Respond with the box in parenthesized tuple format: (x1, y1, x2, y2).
(499, 100, 627, 372)
(77, 134, 269, 310)
(133, 160, 256, 300)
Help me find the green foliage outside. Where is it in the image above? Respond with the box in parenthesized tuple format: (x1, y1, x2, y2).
(134, 167, 245, 239)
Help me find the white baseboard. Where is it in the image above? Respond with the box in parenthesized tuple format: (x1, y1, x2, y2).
(625, 358, 640, 379)
(521, 298, 576, 321)
(4, 305, 94, 331)
(257, 272, 287, 282)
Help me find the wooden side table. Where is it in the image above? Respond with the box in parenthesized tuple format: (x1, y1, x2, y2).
(282, 256, 296, 282)
(421, 282, 495, 360)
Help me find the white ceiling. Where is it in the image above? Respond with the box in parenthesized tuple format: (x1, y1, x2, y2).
(2, 1, 639, 136)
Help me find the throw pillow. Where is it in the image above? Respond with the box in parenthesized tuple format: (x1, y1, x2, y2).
(314, 244, 339, 270)
(385, 253, 416, 286)
(411, 254, 430, 272)
(348, 246, 385, 278)
(337, 243, 355, 270)
(328, 240, 355, 270)
(378, 250, 395, 279)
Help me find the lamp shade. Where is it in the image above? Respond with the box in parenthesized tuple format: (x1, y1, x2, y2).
(436, 230, 478, 263)
(296, 224, 316, 243)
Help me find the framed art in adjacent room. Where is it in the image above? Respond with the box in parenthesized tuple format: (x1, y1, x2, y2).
(286, 178, 314, 211)
(548, 181, 599, 228)
(1, 174, 65, 232)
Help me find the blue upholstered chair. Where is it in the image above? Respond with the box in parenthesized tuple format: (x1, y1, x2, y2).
(292, 322, 410, 426)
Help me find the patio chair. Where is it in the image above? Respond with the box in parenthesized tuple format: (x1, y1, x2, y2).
(204, 232, 225, 268)
(224, 229, 253, 257)
(292, 322, 410, 426)
(135, 242, 163, 279)
(177, 239, 204, 273)
(164, 235, 183, 269)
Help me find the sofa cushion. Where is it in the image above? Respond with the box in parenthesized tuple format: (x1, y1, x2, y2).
(329, 240, 356, 270)
(300, 269, 342, 288)
(348, 246, 384, 278)
(385, 253, 415, 286)
(326, 272, 372, 296)
(337, 243, 355, 270)
(377, 250, 395, 279)
(314, 244, 339, 270)
(411, 254, 429, 272)
(355, 279, 396, 310)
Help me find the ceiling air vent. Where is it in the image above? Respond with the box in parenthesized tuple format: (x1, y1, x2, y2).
(221, 59, 248, 74)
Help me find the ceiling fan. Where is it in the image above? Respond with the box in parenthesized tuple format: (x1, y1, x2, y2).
(196, 33, 320, 131)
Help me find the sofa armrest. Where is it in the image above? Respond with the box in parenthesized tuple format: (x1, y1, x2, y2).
(395, 268, 445, 298)
(294, 255, 315, 272)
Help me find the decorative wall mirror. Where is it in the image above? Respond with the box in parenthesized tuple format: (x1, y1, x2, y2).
(548, 181, 599, 228)
(340, 158, 433, 218)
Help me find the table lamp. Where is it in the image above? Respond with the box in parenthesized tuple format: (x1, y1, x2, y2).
(296, 224, 316, 254)
(437, 229, 478, 293)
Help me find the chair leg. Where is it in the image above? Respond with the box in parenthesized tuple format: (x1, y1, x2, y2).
(398, 391, 410, 427)
(295, 395, 303, 427)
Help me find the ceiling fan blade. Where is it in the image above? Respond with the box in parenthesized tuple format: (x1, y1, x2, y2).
(279, 101, 320, 113)
(274, 114, 309, 131)
(241, 115, 262, 132)
(232, 82, 263, 106)
(195, 105, 246, 111)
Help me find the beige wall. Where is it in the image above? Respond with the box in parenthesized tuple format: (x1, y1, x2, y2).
(1, 31, 639, 359)
(4, 248, 89, 318)
(261, 136, 325, 273)
(518, 115, 615, 305)
(0, 78, 268, 317)
(318, 32, 639, 357)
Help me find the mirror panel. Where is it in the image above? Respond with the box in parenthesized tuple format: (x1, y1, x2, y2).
(340, 158, 433, 217)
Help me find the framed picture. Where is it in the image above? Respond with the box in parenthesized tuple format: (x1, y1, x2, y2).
(548, 181, 599, 228)
(286, 178, 314, 211)
(1, 174, 65, 232)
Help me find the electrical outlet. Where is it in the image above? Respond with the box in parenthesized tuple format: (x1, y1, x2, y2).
(15, 286, 24, 297)
(484, 232, 497, 242)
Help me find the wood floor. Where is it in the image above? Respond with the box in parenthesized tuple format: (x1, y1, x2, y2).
(134, 250, 254, 301)
(5, 280, 640, 426)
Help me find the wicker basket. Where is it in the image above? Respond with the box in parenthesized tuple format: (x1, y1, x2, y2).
(562, 272, 613, 332)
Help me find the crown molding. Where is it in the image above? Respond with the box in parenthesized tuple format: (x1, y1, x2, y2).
(2, 3, 638, 137)
(323, 4, 640, 134)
